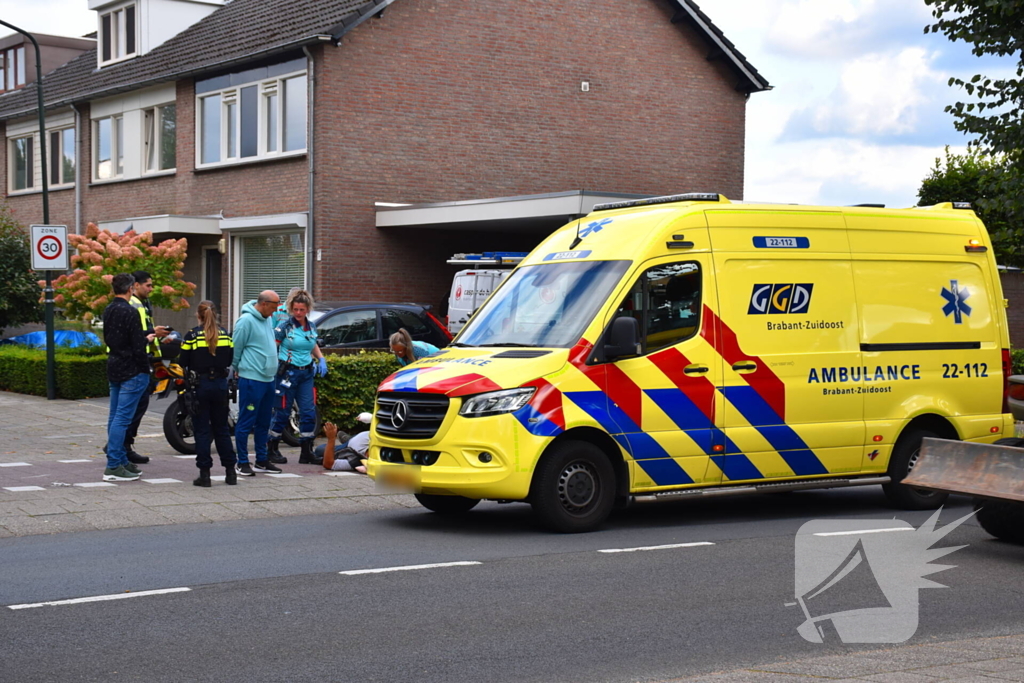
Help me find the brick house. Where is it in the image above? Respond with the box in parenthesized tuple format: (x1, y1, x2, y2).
(0, 0, 769, 331)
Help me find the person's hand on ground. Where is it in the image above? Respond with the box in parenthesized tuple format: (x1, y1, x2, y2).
(323, 422, 337, 440)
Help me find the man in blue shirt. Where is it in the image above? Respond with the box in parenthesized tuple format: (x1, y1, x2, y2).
(232, 290, 283, 476)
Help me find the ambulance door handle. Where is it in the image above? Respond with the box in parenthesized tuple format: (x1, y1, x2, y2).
(732, 361, 758, 373)
(683, 364, 709, 375)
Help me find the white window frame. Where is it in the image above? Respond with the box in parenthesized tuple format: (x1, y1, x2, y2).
(48, 126, 76, 188)
(143, 103, 177, 174)
(196, 69, 307, 170)
(99, 2, 137, 67)
(1, 46, 27, 92)
(8, 134, 35, 193)
(93, 114, 125, 181)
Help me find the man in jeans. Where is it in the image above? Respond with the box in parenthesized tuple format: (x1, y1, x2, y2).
(102, 273, 155, 482)
(232, 290, 283, 476)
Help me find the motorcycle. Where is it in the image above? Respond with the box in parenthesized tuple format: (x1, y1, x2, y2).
(161, 368, 318, 455)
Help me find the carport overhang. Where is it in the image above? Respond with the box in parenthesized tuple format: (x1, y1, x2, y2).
(375, 190, 650, 233)
(98, 214, 223, 235)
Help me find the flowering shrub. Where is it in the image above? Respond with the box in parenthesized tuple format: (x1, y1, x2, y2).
(48, 223, 196, 320)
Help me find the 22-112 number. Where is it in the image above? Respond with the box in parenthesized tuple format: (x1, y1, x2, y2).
(942, 363, 988, 379)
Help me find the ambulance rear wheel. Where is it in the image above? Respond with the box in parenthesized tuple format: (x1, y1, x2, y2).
(414, 494, 480, 515)
(882, 428, 949, 510)
(531, 441, 615, 533)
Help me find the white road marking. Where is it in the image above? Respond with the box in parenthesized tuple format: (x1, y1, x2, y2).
(172, 455, 194, 460)
(0, 462, 31, 467)
(210, 476, 226, 482)
(142, 478, 182, 484)
(598, 542, 716, 554)
(264, 473, 302, 478)
(3, 486, 46, 492)
(9, 587, 191, 610)
(135, 433, 164, 438)
(44, 434, 92, 439)
(813, 527, 913, 537)
(323, 471, 357, 477)
(58, 459, 92, 463)
(340, 561, 481, 576)
(73, 482, 117, 488)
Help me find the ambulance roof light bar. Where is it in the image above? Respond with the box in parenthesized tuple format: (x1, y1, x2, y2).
(592, 193, 722, 212)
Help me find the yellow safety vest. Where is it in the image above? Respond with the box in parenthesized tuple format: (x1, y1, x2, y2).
(130, 295, 160, 358)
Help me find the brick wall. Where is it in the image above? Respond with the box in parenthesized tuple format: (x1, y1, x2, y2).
(1002, 272, 1024, 347)
(311, 0, 748, 309)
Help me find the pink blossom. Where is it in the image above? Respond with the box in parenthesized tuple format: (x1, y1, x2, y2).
(90, 266, 103, 274)
(101, 274, 113, 284)
(161, 285, 176, 296)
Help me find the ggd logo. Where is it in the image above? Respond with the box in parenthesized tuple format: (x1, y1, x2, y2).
(748, 283, 814, 315)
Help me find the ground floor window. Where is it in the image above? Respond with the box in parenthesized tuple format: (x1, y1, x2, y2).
(238, 233, 305, 305)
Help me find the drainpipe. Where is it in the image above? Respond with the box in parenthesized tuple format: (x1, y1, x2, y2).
(302, 45, 316, 295)
(70, 103, 81, 234)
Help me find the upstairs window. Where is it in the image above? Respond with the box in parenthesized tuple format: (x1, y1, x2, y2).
(1, 46, 27, 92)
(94, 115, 124, 180)
(49, 128, 76, 187)
(197, 66, 306, 167)
(100, 4, 137, 65)
(144, 104, 176, 172)
(9, 135, 34, 192)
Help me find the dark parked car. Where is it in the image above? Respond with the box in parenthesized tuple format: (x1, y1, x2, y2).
(1008, 375, 1024, 422)
(314, 302, 452, 350)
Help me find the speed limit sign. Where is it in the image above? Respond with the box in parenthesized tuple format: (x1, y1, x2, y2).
(31, 225, 69, 271)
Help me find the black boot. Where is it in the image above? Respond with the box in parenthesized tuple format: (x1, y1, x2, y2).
(267, 439, 287, 464)
(298, 441, 322, 465)
(125, 439, 150, 464)
(193, 468, 212, 488)
(224, 466, 237, 485)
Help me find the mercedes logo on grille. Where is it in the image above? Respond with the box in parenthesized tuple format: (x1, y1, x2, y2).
(391, 400, 409, 430)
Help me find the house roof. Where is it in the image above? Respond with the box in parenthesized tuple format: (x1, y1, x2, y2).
(0, 0, 768, 121)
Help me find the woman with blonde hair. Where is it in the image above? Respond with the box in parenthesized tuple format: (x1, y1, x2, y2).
(389, 328, 439, 366)
(179, 300, 237, 487)
(268, 288, 327, 465)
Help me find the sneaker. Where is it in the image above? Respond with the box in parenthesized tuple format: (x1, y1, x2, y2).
(103, 466, 141, 482)
(123, 462, 143, 475)
(254, 460, 282, 474)
(236, 463, 256, 477)
(127, 450, 150, 465)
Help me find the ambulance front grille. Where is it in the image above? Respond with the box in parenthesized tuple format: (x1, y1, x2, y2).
(375, 392, 449, 439)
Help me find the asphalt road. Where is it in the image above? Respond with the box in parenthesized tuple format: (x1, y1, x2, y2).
(2, 488, 1023, 682)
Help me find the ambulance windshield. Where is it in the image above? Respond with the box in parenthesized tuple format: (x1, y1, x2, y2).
(455, 260, 630, 348)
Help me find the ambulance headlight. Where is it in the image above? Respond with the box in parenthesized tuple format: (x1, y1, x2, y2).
(459, 388, 536, 417)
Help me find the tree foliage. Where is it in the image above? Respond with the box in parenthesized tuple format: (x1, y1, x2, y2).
(918, 147, 1022, 264)
(924, 0, 1023, 248)
(0, 202, 43, 334)
(49, 222, 196, 321)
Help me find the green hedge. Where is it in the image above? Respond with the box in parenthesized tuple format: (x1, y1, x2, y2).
(0, 345, 108, 399)
(316, 351, 398, 429)
(1013, 348, 1024, 375)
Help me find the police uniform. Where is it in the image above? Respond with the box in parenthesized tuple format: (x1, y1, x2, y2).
(179, 326, 237, 474)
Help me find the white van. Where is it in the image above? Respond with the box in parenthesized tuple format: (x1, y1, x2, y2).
(447, 269, 511, 334)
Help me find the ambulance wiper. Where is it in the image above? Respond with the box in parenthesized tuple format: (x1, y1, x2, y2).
(448, 342, 475, 347)
(476, 343, 540, 348)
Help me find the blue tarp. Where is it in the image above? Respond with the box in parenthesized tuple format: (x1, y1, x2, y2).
(0, 330, 102, 348)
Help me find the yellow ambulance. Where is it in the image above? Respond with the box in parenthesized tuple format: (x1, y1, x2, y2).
(368, 193, 1013, 532)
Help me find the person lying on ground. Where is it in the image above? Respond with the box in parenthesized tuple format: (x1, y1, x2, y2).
(318, 419, 369, 474)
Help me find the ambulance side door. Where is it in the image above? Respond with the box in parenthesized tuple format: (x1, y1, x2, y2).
(709, 210, 866, 482)
(604, 254, 725, 490)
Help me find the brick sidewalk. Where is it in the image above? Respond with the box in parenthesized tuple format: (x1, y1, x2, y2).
(0, 390, 416, 537)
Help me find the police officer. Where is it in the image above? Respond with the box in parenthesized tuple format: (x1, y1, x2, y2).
(179, 300, 237, 487)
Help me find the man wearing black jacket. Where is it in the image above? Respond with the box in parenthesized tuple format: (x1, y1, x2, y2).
(102, 273, 155, 482)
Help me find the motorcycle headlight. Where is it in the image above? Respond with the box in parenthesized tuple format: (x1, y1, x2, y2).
(459, 387, 536, 417)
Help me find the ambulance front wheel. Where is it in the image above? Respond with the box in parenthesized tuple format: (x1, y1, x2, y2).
(882, 428, 950, 510)
(531, 441, 615, 533)
(414, 494, 480, 515)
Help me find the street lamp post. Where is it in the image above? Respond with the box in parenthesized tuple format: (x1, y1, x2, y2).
(0, 21, 54, 400)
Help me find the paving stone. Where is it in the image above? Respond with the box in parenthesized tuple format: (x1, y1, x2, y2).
(907, 664, 1009, 680)
(254, 498, 337, 516)
(755, 655, 894, 678)
(861, 673, 946, 682)
(958, 657, 1024, 673)
(218, 501, 280, 519)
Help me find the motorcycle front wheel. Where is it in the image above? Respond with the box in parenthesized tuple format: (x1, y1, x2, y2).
(164, 399, 196, 455)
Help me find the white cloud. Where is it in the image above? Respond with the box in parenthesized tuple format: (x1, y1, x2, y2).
(782, 47, 951, 143)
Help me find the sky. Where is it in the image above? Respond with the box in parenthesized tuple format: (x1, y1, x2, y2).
(3, 0, 1018, 209)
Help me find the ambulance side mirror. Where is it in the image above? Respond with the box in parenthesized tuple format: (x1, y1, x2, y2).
(604, 317, 641, 360)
